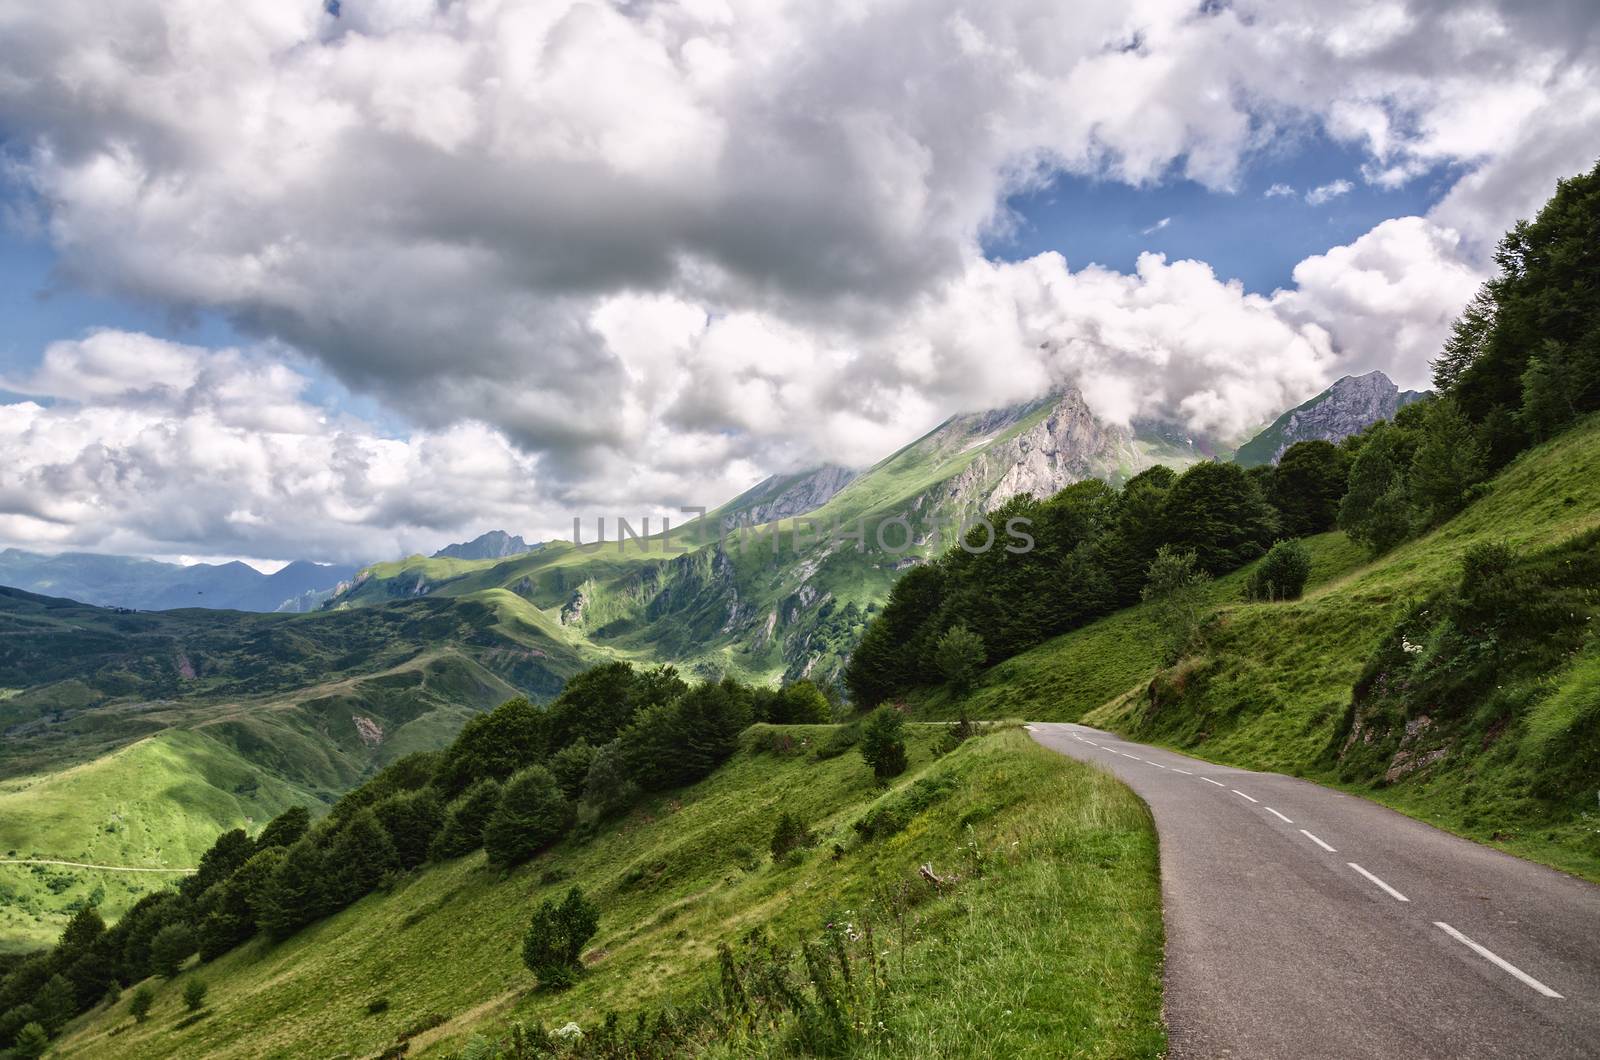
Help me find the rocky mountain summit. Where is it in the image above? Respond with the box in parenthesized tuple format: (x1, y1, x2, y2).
(1235, 371, 1427, 467)
(431, 530, 539, 561)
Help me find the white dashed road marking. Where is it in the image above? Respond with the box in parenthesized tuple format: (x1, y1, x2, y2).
(1348, 863, 1410, 902)
(1265, 807, 1294, 824)
(1434, 922, 1564, 999)
(1300, 830, 1337, 853)
(1232, 789, 1259, 803)
(1201, 777, 1227, 787)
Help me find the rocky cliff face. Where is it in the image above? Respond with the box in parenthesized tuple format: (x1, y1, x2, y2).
(1234, 371, 1428, 467)
(923, 388, 1156, 515)
(717, 465, 859, 529)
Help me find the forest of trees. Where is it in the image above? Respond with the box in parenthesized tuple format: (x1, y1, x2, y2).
(0, 665, 831, 1052)
(847, 158, 1600, 707)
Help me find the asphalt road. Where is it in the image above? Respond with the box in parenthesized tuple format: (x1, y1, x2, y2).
(1030, 722, 1600, 1060)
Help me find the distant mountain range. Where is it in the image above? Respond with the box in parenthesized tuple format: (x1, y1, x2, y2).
(0, 375, 1417, 618)
(0, 550, 359, 613)
(432, 530, 541, 561)
(1234, 371, 1427, 467)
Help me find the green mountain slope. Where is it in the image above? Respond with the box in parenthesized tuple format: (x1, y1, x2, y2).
(0, 589, 593, 945)
(330, 388, 1210, 690)
(929, 413, 1600, 879)
(0, 730, 308, 952)
(53, 728, 1163, 1059)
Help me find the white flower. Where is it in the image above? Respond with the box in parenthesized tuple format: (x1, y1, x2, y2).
(554, 1022, 583, 1041)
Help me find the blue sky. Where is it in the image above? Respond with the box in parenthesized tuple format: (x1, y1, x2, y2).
(990, 134, 1461, 294)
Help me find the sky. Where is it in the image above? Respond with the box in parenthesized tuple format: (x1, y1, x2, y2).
(0, 0, 1597, 567)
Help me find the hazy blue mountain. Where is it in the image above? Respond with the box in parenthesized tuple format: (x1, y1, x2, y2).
(431, 530, 539, 560)
(1233, 371, 1428, 467)
(0, 549, 359, 612)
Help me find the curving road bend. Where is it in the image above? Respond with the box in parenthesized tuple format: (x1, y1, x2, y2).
(1030, 722, 1600, 1060)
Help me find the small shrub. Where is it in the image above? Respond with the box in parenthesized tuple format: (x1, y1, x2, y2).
(813, 724, 860, 760)
(1244, 539, 1313, 602)
(129, 984, 154, 1023)
(769, 812, 815, 862)
(183, 977, 208, 1012)
(859, 707, 908, 782)
(852, 775, 957, 840)
(523, 887, 600, 990)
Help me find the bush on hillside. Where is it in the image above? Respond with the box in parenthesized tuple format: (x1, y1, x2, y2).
(769, 812, 815, 862)
(1244, 540, 1313, 602)
(522, 887, 600, 991)
(859, 707, 909, 783)
(183, 978, 207, 1012)
(484, 766, 573, 868)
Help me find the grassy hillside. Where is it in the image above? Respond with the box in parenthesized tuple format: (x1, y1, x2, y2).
(926, 414, 1600, 880)
(54, 728, 1164, 1059)
(0, 731, 309, 952)
(0, 589, 594, 949)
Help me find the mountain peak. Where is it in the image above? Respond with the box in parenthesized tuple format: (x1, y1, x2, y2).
(431, 530, 538, 561)
(1234, 370, 1428, 467)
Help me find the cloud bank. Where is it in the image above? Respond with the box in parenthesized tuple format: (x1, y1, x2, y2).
(1, 0, 1595, 560)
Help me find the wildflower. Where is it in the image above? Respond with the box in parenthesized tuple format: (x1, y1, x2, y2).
(554, 1022, 583, 1042)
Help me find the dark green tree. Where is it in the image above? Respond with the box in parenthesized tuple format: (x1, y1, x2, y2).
(181, 828, 255, 900)
(1160, 461, 1279, 575)
(429, 779, 502, 860)
(254, 805, 311, 852)
(435, 697, 549, 795)
(371, 789, 444, 871)
(859, 707, 909, 783)
(933, 624, 985, 693)
(1142, 546, 1212, 664)
(1338, 423, 1415, 554)
(257, 838, 328, 941)
(1268, 440, 1351, 538)
(32, 974, 75, 1035)
(149, 923, 197, 979)
(521, 887, 600, 990)
(483, 766, 574, 868)
(183, 978, 208, 1012)
(843, 564, 945, 707)
(1409, 398, 1486, 526)
(326, 810, 402, 905)
(12, 1021, 47, 1059)
(547, 740, 596, 801)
